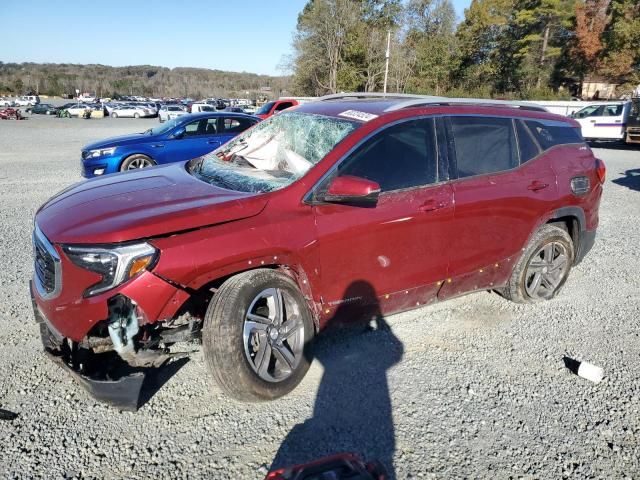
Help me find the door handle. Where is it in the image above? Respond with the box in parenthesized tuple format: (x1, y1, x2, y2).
(527, 181, 549, 192)
(207, 140, 220, 145)
(590, 120, 596, 123)
(418, 199, 447, 212)
(150, 144, 164, 148)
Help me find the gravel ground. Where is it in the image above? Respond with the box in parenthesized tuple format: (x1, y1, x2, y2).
(0, 115, 639, 479)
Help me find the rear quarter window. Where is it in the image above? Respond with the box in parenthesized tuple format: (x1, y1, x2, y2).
(525, 120, 584, 150)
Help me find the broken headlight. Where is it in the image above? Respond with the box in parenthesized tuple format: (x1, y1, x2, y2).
(63, 243, 158, 297)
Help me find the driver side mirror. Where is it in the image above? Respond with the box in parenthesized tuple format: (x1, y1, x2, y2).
(172, 126, 186, 139)
(318, 175, 381, 207)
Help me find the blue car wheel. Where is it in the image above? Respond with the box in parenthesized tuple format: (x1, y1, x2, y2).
(120, 154, 156, 172)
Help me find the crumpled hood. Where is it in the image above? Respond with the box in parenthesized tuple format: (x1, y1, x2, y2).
(36, 162, 268, 244)
(83, 132, 153, 151)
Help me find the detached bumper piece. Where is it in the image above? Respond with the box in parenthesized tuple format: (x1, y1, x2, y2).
(38, 321, 146, 411)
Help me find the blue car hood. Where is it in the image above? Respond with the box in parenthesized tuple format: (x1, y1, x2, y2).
(83, 132, 155, 151)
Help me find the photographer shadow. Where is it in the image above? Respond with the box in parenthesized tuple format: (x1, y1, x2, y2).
(270, 280, 404, 478)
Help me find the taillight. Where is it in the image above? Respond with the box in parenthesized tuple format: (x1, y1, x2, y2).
(595, 158, 606, 183)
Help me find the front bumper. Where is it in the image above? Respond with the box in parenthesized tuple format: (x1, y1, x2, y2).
(32, 282, 145, 410)
(81, 154, 123, 178)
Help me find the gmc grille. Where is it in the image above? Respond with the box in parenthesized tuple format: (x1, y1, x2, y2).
(33, 226, 61, 299)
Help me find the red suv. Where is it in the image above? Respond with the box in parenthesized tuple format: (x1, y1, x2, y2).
(31, 94, 604, 408)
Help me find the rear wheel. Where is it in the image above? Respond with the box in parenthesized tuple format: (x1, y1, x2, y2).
(202, 269, 314, 401)
(120, 154, 155, 171)
(500, 224, 574, 303)
(134, 112, 140, 119)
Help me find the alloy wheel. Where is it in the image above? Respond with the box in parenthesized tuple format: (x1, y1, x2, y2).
(242, 288, 305, 382)
(125, 157, 154, 170)
(524, 241, 569, 300)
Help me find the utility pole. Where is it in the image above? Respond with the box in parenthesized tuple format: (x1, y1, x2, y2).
(383, 30, 391, 95)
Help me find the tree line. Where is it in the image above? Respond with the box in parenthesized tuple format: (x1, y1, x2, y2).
(290, 0, 640, 99)
(0, 62, 291, 100)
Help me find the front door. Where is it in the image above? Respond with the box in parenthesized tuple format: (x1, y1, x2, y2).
(312, 117, 454, 322)
(156, 117, 223, 163)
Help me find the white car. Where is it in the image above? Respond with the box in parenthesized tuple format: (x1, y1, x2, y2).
(66, 104, 94, 117)
(0, 97, 13, 107)
(14, 95, 40, 106)
(158, 105, 188, 122)
(110, 105, 154, 118)
(572, 102, 632, 141)
(190, 103, 216, 113)
(242, 105, 257, 114)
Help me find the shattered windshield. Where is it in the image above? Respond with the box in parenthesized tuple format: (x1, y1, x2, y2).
(189, 112, 359, 193)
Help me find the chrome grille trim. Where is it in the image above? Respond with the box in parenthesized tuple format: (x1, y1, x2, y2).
(33, 225, 62, 300)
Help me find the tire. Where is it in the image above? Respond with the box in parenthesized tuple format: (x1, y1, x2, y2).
(119, 154, 155, 171)
(202, 269, 314, 401)
(500, 224, 574, 304)
(134, 112, 140, 119)
(111, 112, 118, 118)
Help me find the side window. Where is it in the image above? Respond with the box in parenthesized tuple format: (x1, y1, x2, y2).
(575, 105, 603, 118)
(183, 120, 203, 137)
(515, 120, 541, 163)
(602, 104, 622, 116)
(203, 118, 217, 134)
(449, 116, 517, 178)
(525, 120, 584, 150)
(275, 102, 293, 112)
(335, 118, 438, 192)
(221, 117, 253, 133)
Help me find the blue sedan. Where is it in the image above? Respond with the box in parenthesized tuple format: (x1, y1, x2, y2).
(81, 112, 260, 178)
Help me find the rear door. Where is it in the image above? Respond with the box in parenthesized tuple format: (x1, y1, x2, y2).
(439, 115, 558, 299)
(312, 117, 454, 319)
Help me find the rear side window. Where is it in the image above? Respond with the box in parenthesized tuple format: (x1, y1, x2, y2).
(221, 117, 254, 133)
(525, 120, 584, 150)
(449, 116, 517, 178)
(336, 118, 438, 192)
(515, 120, 541, 163)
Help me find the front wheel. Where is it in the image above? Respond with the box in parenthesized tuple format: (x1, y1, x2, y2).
(134, 112, 140, 119)
(120, 154, 155, 171)
(500, 224, 574, 303)
(111, 112, 118, 118)
(203, 269, 314, 401)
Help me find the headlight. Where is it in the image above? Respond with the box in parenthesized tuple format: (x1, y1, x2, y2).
(63, 242, 158, 297)
(87, 147, 116, 158)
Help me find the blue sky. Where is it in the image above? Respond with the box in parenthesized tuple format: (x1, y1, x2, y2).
(0, 0, 471, 76)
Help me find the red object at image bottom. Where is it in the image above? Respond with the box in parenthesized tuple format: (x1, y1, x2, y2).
(265, 453, 387, 480)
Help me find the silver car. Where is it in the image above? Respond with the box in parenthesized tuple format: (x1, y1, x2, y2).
(110, 105, 154, 118)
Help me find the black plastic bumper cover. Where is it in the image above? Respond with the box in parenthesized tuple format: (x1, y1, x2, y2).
(31, 282, 145, 411)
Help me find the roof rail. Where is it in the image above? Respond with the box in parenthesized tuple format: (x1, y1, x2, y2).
(384, 97, 547, 112)
(315, 92, 548, 112)
(317, 92, 446, 101)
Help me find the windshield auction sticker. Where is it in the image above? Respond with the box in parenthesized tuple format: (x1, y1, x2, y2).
(338, 110, 379, 122)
